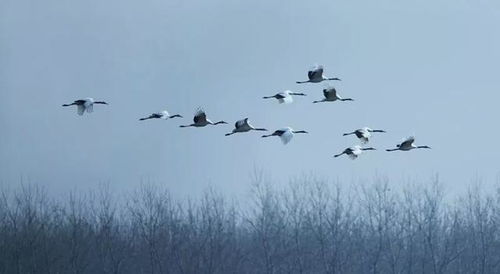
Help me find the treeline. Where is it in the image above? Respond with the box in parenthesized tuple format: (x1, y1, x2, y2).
(0, 177, 499, 274)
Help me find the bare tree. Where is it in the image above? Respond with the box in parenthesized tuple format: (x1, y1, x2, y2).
(0, 177, 500, 274)
(127, 184, 177, 274)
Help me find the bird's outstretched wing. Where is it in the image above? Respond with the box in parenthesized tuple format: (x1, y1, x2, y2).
(77, 105, 85, 116)
(235, 118, 247, 128)
(275, 93, 286, 99)
(193, 109, 207, 124)
(400, 136, 415, 147)
(307, 70, 314, 79)
(150, 113, 163, 119)
(308, 65, 323, 80)
(323, 87, 336, 99)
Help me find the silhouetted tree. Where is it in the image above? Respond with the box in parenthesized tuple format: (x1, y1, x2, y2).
(1, 176, 500, 273)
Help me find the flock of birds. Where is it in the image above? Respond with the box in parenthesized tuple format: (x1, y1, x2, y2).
(62, 65, 431, 160)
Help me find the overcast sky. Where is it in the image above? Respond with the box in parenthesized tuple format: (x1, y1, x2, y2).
(1, 0, 499, 198)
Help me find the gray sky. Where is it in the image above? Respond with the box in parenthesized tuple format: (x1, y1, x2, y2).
(1, 0, 500, 198)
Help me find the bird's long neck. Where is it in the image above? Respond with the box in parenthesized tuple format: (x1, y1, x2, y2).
(290, 93, 306, 96)
(263, 96, 274, 99)
(328, 77, 341, 81)
(62, 103, 76, 107)
(417, 146, 431, 149)
(386, 148, 399, 152)
(180, 124, 194, 128)
(225, 132, 235, 136)
(296, 80, 310, 84)
(343, 132, 355, 136)
(213, 121, 226, 125)
(361, 148, 376, 151)
(370, 129, 385, 133)
(169, 114, 182, 118)
(312, 99, 325, 104)
(94, 101, 107, 104)
(139, 117, 152, 121)
(340, 98, 354, 101)
(293, 130, 307, 134)
(334, 152, 344, 158)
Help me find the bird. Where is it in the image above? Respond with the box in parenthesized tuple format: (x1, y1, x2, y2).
(62, 98, 108, 115)
(313, 87, 353, 103)
(225, 118, 267, 136)
(139, 110, 182, 121)
(261, 127, 308, 145)
(386, 136, 431, 152)
(262, 90, 306, 104)
(343, 127, 386, 144)
(296, 65, 341, 84)
(179, 109, 227, 128)
(334, 145, 376, 159)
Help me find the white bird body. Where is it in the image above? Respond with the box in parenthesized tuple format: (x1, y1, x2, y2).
(313, 87, 353, 103)
(225, 118, 267, 136)
(334, 145, 376, 159)
(263, 90, 306, 104)
(357, 128, 371, 143)
(343, 127, 386, 144)
(347, 145, 363, 160)
(62, 97, 108, 115)
(82, 98, 94, 114)
(386, 136, 431, 152)
(262, 127, 308, 145)
(156, 110, 170, 120)
(140, 110, 182, 121)
(296, 65, 341, 84)
(180, 109, 227, 128)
